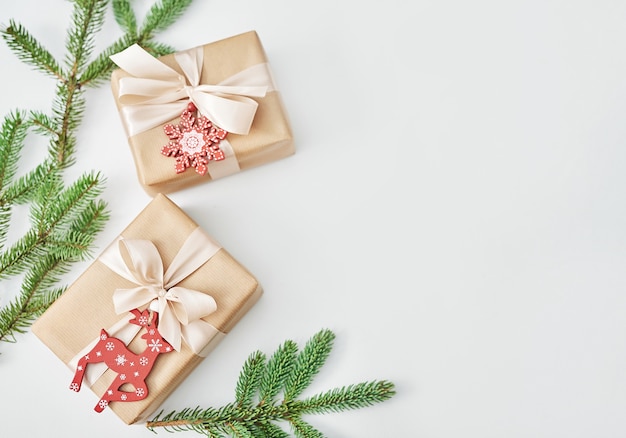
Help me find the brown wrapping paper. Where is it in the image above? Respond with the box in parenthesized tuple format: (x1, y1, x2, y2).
(110, 31, 294, 196)
(32, 193, 262, 424)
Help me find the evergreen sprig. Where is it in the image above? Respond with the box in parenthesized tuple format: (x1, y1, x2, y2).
(0, 0, 194, 347)
(147, 329, 396, 437)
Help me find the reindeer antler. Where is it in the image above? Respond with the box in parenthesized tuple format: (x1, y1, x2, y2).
(128, 309, 153, 327)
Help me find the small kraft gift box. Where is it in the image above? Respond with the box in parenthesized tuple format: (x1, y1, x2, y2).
(32, 194, 263, 424)
(109, 30, 294, 196)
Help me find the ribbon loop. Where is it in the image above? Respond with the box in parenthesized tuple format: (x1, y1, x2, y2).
(111, 43, 276, 136)
(99, 228, 222, 353)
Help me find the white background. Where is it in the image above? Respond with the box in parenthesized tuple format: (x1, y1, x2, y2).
(1, 0, 626, 437)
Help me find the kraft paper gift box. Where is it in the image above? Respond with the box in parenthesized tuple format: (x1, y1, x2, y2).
(110, 30, 294, 196)
(32, 193, 263, 424)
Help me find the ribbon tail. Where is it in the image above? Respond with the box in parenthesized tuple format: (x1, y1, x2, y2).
(218, 62, 277, 92)
(158, 303, 183, 352)
(122, 102, 188, 137)
(166, 287, 217, 324)
(163, 228, 222, 287)
(181, 320, 221, 356)
(193, 91, 258, 135)
(117, 78, 188, 104)
(111, 44, 182, 80)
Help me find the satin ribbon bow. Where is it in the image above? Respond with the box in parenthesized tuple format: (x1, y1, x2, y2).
(110, 44, 276, 136)
(99, 228, 222, 353)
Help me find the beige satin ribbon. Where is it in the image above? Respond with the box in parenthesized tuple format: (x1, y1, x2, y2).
(69, 227, 223, 384)
(110, 44, 277, 137)
(99, 227, 222, 353)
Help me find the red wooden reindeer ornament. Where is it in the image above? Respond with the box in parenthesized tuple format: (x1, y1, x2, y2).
(69, 308, 174, 412)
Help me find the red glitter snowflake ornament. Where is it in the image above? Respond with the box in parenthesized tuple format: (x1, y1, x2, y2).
(161, 102, 228, 175)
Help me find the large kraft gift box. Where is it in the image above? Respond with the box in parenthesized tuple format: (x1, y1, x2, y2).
(110, 30, 294, 196)
(31, 193, 262, 424)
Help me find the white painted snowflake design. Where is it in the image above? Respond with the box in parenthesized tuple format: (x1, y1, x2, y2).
(115, 354, 127, 366)
(138, 315, 149, 325)
(105, 341, 115, 351)
(148, 339, 162, 352)
(100, 333, 107, 340)
(98, 400, 108, 409)
(69, 383, 79, 392)
(119, 374, 126, 381)
(161, 102, 227, 175)
(121, 394, 127, 401)
(140, 356, 149, 366)
(135, 388, 145, 397)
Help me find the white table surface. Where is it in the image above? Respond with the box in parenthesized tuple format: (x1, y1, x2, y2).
(2, 1, 626, 437)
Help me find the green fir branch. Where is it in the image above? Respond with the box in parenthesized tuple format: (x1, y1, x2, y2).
(0, 181, 108, 342)
(0, 0, 194, 348)
(236, 351, 267, 408)
(49, 75, 84, 166)
(0, 21, 63, 80)
(0, 111, 29, 195)
(256, 421, 289, 438)
(260, 340, 298, 403)
(291, 417, 323, 438)
(0, 229, 43, 281)
(0, 111, 29, 248)
(29, 111, 59, 138)
(79, 33, 136, 87)
(64, 0, 109, 74)
(0, 160, 58, 207)
(284, 329, 335, 401)
(81, 0, 192, 87)
(112, 0, 137, 34)
(0, 255, 68, 343)
(147, 330, 396, 437)
(0, 171, 103, 281)
(32, 171, 104, 234)
(299, 381, 397, 415)
(140, 0, 194, 37)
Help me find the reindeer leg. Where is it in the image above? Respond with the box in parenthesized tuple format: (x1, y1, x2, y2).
(72, 329, 110, 394)
(106, 381, 149, 405)
(69, 356, 88, 392)
(94, 376, 123, 413)
(93, 374, 150, 412)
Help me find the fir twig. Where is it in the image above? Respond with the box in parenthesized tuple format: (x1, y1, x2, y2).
(0, 21, 63, 81)
(0, 111, 29, 248)
(141, 0, 194, 37)
(0, 0, 194, 348)
(147, 330, 396, 437)
(112, 0, 137, 34)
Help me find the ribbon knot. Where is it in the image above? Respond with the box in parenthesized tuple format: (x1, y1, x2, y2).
(110, 44, 277, 137)
(183, 84, 195, 100)
(98, 228, 223, 354)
